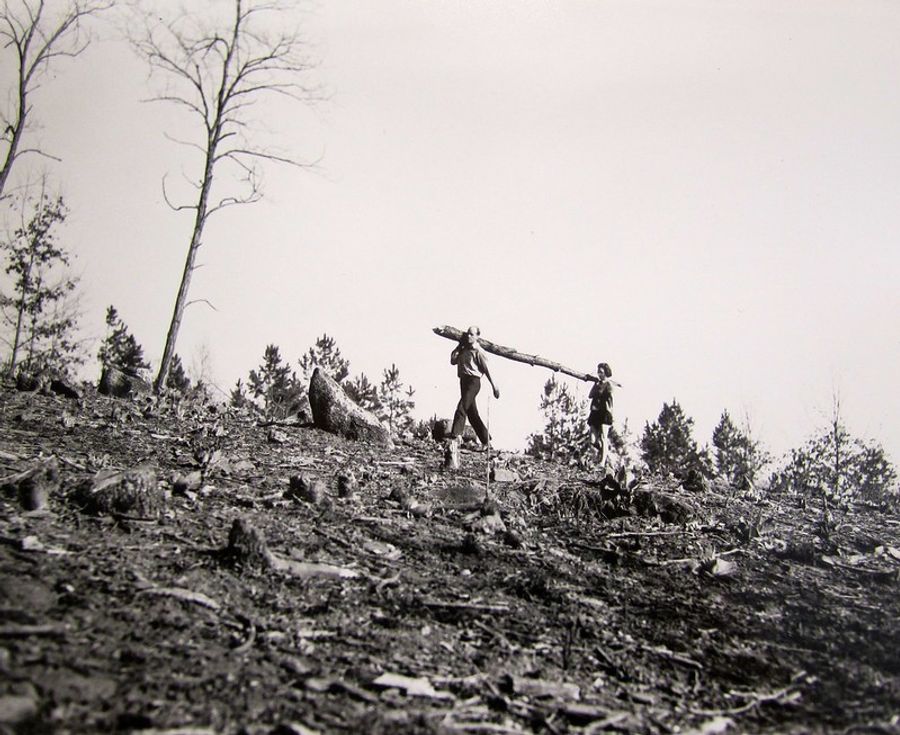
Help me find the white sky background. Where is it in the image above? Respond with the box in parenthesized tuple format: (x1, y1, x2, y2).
(4, 0, 899, 464)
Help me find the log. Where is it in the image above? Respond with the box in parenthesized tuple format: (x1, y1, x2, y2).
(433, 325, 612, 384)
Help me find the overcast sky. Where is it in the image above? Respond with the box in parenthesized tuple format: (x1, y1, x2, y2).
(4, 0, 899, 464)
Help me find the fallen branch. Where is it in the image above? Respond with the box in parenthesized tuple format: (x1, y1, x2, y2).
(422, 598, 511, 613)
(433, 325, 614, 384)
(641, 644, 703, 671)
(0, 623, 67, 637)
(692, 684, 801, 717)
(138, 586, 221, 611)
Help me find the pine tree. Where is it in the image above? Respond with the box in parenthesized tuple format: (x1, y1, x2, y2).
(712, 410, 769, 490)
(345, 373, 380, 413)
(377, 364, 415, 433)
(230, 378, 251, 410)
(97, 305, 150, 377)
(526, 376, 590, 462)
(640, 399, 711, 479)
(1, 191, 83, 376)
(770, 403, 898, 505)
(298, 334, 350, 385)
(247, 344, 304, 420)
(166, 353, 191, 393)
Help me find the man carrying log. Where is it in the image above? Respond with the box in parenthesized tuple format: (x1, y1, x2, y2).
(587, 362, 614, 469)
(449, 326, 500, 447)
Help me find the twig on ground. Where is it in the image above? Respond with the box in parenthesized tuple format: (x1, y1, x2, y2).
(641, 644, 703, 671)
(691, 684, 800, 716)
(422, 599, 511, 613)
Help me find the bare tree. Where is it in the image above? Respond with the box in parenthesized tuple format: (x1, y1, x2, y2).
(0, 0, 111, 199)
(132, 0, 319, 393)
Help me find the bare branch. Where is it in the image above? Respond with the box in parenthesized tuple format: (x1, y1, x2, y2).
(0, 0, 111, 197)
(218, 147, 310, 168)
(185, 299, 217, 312)
(161, 175, 197, 213)
(132, 0, 321, 393)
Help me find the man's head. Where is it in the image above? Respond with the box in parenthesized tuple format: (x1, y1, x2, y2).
(465, 325, 480, 345)
(597, 362, 612, 378)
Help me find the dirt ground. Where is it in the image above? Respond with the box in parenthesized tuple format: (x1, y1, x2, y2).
(1, 384, 899, 734)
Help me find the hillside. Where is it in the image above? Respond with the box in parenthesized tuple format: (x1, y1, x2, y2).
(1, 383, 899, 734)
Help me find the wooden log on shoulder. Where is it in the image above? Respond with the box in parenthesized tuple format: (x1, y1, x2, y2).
(433, 325, 601, 383)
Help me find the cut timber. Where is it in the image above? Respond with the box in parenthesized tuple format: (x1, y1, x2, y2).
(433, 325, 612, 384)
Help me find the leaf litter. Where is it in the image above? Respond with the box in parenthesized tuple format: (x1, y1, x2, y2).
(0, 385, 898, 733)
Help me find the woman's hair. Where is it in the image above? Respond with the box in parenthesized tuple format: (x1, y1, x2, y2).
(597, 362, 612, 378)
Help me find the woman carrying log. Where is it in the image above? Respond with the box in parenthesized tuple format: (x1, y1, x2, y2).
(449, 326, 500, 447)
(588, 362, 614, 468)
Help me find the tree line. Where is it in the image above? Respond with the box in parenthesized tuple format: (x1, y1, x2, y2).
(526, 375, 898, 507)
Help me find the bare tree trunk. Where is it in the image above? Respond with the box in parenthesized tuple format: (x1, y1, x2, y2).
(136, 0, 317, 393)
(154, 142, 216, 393)
(433, 325, 603, 383)
(0, 88, 26, 199)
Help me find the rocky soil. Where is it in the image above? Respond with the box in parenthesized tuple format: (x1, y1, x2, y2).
(1, 384, 899, 734)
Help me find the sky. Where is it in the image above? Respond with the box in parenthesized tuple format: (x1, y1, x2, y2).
(2, 0, 899, 465)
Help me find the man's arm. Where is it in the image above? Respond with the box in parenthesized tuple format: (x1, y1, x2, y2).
(450, 344, 461, 365)
(479, 352, 500, 399)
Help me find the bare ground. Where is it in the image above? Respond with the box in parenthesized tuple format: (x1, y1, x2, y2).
(1, 385, 899, 735)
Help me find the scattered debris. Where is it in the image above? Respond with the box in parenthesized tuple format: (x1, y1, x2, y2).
(0, 385, 897, 734)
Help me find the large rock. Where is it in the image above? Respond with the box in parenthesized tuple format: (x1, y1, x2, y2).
(98, 365, 151, 399)
(308, 368, 393, 447)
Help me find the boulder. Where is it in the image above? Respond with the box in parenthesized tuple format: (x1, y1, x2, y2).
(98, 365, 151, 399)
(308, 368, 393, 447)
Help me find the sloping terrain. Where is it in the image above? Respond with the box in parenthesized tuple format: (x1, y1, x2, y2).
(1, 385, 898, 734)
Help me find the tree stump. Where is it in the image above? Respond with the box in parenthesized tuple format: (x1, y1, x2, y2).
(1, 457, 61, 511)
(72, 466, 162, 517)
(286, 473, 326, 504)
(225, 517, 275, 569)
(444, 439, 460, 470)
